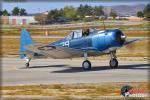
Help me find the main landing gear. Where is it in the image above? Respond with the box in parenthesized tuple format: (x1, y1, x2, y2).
(25, 57, 31, 68)
(82, 51, 119, 70)
(109, 51, 118, 69)
(82, 52, 91, 70)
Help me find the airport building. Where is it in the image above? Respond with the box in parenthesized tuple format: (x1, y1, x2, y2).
(0, 16, 37, 25)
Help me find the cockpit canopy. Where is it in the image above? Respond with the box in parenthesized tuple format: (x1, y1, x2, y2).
(66, 30, 82, 40)
(66, 28, 98, 40)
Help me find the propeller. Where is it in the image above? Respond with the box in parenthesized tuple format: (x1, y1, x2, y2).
(115, 30, 126, 45)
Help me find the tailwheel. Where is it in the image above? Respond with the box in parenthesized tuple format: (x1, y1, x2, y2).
(109, 58, 118, 69)
(82, 60, 91, 70)
(24, 57, 31, 68)
(25, 63, 29, 68)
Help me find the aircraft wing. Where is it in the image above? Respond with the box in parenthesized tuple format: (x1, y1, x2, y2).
(25, 43, 83, 59)
(123, 38, 143, 45)
(100, 38, 144, 54)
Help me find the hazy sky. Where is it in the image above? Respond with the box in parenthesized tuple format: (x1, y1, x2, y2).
(2, 0, 150, 14)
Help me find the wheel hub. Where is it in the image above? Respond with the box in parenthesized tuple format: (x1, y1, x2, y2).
(111, 60, 116, 67)
(83, 62, 89, 68)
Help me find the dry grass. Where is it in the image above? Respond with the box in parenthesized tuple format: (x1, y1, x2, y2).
(0, 38, 59, 55)
(117, 39, 149, 57)
(1, 29, 149, 37)
(123, 30, 150, 37)
(1, 82, 149, 99)
(0, 38, 149, 58)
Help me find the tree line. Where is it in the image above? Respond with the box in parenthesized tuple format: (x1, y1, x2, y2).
(137, 3, 150, 19)
(35, 4, 118, 24)
(0, 7, 27, 16)
(35, 4, 150, 24)
(0, 3, 150, 22)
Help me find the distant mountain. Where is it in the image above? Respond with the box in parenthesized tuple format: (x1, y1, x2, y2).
(104, 4, 146, 16)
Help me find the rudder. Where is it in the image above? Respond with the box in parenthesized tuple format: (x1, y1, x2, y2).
(20, 28, 33, 58)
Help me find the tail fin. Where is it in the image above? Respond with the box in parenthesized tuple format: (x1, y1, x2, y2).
(20, 28, 33, 58)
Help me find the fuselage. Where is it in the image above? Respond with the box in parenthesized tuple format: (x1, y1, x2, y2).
(51, 29, 125, 54)
(20, 28, 139, 69)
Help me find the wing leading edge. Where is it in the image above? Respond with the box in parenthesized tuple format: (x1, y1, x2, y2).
(123, 38, 143, 45)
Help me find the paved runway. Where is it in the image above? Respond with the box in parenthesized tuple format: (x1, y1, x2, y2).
(1, 57, 149, 86)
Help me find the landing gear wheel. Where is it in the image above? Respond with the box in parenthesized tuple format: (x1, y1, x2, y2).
(82, 60, 91, 70)
(109, 58, 118, 69)
(25, 63, 29, 68)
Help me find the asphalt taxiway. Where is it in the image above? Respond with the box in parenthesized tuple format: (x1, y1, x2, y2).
(1, 57, 149, 86)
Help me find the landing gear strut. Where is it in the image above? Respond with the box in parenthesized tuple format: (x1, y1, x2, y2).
(109, 51, 118, 69)
(82, 52, 91, 70)
(25, 58, 31, 68)
(25, 63, 29, 68)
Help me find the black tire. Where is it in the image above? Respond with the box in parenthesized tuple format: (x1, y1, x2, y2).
(25, 63, 29, 68)
(109, 58, 118, 69)
(82, 60, 91, 70)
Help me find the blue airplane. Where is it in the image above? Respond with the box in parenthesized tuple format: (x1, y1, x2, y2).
(20, 28, 140, 70)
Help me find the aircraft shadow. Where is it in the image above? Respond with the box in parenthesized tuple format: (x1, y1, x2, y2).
(20, 64, 68, 69)
(52, 63, 150, 73)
